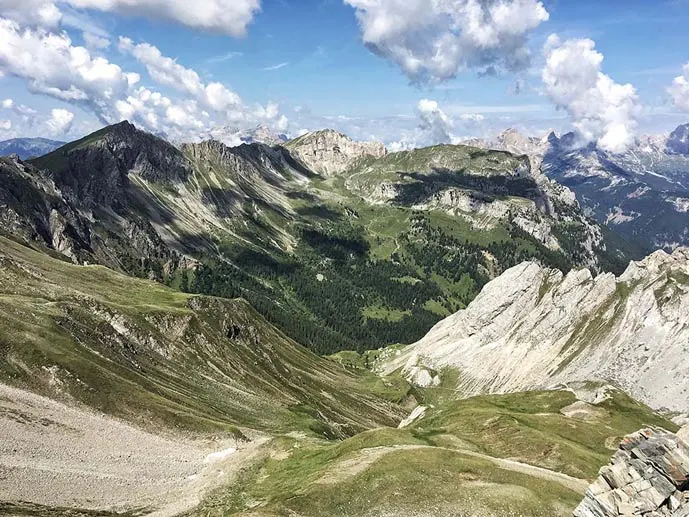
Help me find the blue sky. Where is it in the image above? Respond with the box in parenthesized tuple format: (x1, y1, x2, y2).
(2, 0, 689, 149)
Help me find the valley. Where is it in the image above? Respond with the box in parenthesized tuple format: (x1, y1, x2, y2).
(0, 123, 687, 517)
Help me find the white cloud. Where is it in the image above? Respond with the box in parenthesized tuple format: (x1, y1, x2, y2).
(46, 107, 74, 134)
(343, 0, 549, 83)
(542, 34, 640, 154)
(417, 99, 453, 143)
(459, 113, 485, 122)
(0, 19, 131, 121)
(0, 119, 12, 131)
(1, 99, 13, 109)
(118, 37, 288, 134)
(669, 63, 689, 112)
(1, 0, 259, 35)
(0, 0, 62, 27)
(261, 62, 289, 71)
(83, 31, 110, 49)
(0, 8, 289, 141)
(67, 0, 260, 37)
(205, 51, 243, 64)
(119, 37, 242, 113)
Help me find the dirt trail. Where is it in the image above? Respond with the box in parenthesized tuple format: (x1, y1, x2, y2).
(316, 444, 589, 494)
(0, 383, 265, 515)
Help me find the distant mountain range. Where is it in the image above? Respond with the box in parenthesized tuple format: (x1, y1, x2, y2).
(467, 125, 689, 252)
(0, 137, 65, 159)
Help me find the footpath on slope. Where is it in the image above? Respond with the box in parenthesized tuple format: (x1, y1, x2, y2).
(316, 443, 590, 494)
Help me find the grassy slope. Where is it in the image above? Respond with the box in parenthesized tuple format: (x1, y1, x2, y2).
(194, 389, 676, 516)
(0, 237, 675, 516)
(0, 236, 404, 437)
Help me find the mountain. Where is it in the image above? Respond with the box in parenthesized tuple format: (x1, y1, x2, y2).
(383, 246, 689, 412)
(542, 128, 689, 251)
(0, 234, 678, 517)
(285, 128, 387, 176)
(0, 123, 683, 517)
(469, 126, 689, 251)
(0, 137, 65, 159)
(2, 121, 634, 357)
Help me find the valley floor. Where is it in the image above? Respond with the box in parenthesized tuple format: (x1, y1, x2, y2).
(0, 383, 265, 516)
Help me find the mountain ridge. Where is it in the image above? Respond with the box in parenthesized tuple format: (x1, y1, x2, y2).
(383, 245, 689, 412)
(0, 137, 65, 160)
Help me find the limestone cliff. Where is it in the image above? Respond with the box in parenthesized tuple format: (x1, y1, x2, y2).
(383, 247, 689, 412)
(285, 129, 387, 176)
(575, 428, 689, 516)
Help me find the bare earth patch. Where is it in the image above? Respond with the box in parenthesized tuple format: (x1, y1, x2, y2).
(0, 383, 265, 515)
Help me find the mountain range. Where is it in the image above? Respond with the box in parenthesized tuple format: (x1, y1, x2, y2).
(468, 125, 689, 252)
(1, 121, 688, 517)
(1, 121, 636, 354)
(0, 137, 65, 159)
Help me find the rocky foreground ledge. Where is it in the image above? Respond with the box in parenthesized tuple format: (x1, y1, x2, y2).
(575, 428, 689, 516)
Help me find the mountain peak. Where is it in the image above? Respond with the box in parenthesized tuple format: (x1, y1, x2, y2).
(31, 122, 191, 208)
(667, 122, 689, 155)
(285, 128, 387, 176)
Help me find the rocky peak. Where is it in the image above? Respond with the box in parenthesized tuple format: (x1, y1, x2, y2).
(31, 121, 191, 209)
(667, 123, 689, 155)
(575, 428, 689, 516)
(285, 129, 387, 176)
(382, 246, 689, 412)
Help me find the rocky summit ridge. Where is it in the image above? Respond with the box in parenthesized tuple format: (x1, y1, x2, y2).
(575, 428, 689, 517)
(285, 128, 387, 176)
(383, 247, 689, 412)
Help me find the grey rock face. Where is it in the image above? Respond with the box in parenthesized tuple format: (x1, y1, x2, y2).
(32, 121, 192, 210)
(286, 129, 387, 176)
(667, 124, 689, 156)
(383, 247, 689, 413)
(574, 428, 689, 517)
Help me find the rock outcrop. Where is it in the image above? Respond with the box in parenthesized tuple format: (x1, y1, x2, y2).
(285, 129, 387, 176)
(575, 428, 689, 516)
(382, 247, 689, 412)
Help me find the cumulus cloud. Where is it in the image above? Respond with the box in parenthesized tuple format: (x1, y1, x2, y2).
(118, 37, 288, 133)
(1, 0, 260, 36)
(119, 37, 243, 113)
(46, 107, 75, 134)
(0, 119, 12, 131)
(417, 99, 453, 143)
(1, 99, 13, 109)
(542, 34, 640, 154)
(669, 63, 689, 112)
(0, 18, 133, 121)
(344, 0, 549, 83)
(83, 31, 110, 49)
(67, 0, 260, 37)
(459, 113, 485, 122)
(0, 5, 287, 141)
(0, 0, 62, 27)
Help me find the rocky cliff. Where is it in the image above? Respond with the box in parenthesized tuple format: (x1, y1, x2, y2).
(285, 129, 387, 176)
(575, 428, 689, 516)
(383, 247, 689, 412)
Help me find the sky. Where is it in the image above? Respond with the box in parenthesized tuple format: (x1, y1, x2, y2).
(2, 0, 689, 151)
